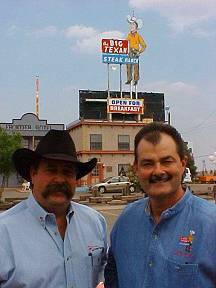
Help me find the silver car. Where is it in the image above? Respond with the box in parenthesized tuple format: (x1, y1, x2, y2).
(90, 176, 135, 194)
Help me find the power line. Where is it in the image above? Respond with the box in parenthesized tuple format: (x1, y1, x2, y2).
(182, 110, 216, 135)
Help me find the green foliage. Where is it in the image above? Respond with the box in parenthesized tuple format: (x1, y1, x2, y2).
(0, 128, 23, 187)
(127, 164, 142, 192)
(185, 145, 197, 179)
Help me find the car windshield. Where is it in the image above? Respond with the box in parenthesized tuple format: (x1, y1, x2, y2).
(102, 177, 112, 182)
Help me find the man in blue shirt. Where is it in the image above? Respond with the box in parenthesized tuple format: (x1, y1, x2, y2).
(104, 123, 216, 287)
(0, 129, 107, 288)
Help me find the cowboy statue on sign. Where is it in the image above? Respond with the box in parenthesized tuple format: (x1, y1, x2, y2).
(125, 15, 147, 86)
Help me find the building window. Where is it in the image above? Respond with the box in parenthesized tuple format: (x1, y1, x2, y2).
(22, 138, 30, 149)
(89, 158, 100, 176)
(118, 135, 130, 150)
(90, 134, 102, 150)
(92, 165, 99, 176)
(118, 164, 130, 176)
(106, 166, 112, 173)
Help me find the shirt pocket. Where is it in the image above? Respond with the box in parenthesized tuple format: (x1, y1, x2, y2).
(86, 247, 105, 288)
(165, 259, 198, 287)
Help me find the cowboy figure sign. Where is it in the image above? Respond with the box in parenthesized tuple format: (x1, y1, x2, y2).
(125, 15, 147, 86)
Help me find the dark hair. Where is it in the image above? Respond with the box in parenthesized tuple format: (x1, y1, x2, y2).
(134, 122, 185, 161)
(29, 158, 41, 189)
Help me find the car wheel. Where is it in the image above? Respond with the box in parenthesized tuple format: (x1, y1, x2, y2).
(98, 186, 106, 193)
(129, 185, 135, 193)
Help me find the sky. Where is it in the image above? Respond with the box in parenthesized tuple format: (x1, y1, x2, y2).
(0, 0, 216, 170)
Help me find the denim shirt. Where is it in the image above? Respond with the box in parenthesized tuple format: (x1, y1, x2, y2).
(0, 193, 107, 288)
(105, 190, 216, 288)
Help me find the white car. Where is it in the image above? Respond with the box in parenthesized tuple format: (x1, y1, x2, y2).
(90, 176, 135, 194)
(22, 181, 31, 191)
(183, 167, 192, 183)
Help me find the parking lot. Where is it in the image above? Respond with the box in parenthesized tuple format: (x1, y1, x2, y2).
(91, 204, 125, 235)
(1, 183, 215, 235)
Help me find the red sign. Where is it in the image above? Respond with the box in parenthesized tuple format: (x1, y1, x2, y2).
(102, 39, 129, 54)
(107, 98, 144, 115)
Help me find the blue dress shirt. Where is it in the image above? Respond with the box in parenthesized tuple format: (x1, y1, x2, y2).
(0, 193, 107, 288)
(105, 190, 216, 288)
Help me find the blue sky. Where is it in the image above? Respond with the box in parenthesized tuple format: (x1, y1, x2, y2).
(0, 0, 216, 170)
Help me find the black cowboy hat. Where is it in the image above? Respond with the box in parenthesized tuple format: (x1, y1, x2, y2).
(12, 129, 97, 181)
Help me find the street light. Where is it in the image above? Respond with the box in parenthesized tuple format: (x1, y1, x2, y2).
(165, 106, 171, 125)
(209, 152, 216, 164)
(209, 153, 216, 176)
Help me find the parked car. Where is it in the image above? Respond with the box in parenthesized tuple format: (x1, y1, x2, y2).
(90, 176, 135, 194)
(22, 181, 31, 191)
(75, 186, 90, 193)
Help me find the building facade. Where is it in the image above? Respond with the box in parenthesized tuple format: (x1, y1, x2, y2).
(67, 119, 153, 186)
(67, 89, 165, 186)
(0, 113, 64, 187)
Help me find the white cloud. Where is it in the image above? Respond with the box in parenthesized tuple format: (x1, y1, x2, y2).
(27, 24, 124, 54)
(143, 80, 199, 98)
(67, 25, 124, 54)
(64, 25, 97, 39)
(142, 80, 201, 128)
(129, 0, 216, 35)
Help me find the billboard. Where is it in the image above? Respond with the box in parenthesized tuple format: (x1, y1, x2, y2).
(102, 54, 138, 64)
(107, 98, 144, 114)
(102, 39, 129, 54)
(79, 90, 165, 122)
(102, 38, 139, 64)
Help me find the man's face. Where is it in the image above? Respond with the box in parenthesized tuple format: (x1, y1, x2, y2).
(130, 22, 137, 33)
(30, 158, 77, 211)
(134, 133, 186, 200)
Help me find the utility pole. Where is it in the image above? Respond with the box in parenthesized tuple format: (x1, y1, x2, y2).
(35, 76, 39, 118)
(202, 160, 207, 175)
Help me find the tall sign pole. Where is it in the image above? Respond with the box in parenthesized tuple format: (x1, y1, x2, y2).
(101, 15, 146, 122)
(36, 76, 39, 118)
(120, 64, 122, 98)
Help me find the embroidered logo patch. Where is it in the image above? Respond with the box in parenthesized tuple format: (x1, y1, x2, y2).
(179, 230, 195, 253)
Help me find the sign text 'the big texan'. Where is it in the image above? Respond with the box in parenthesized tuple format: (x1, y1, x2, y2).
(102, 39, 129, 54)
(107, 98, 144, 114)
(102, 38, 138, 64)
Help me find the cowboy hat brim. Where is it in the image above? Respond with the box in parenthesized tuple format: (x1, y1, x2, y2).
(12, 148, 97, 181)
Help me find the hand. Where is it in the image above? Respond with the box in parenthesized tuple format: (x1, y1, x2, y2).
(96, 282, 104, 288)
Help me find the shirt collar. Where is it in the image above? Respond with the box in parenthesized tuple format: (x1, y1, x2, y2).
(26, 193, 74, 227)
(144, 189, 192, 219)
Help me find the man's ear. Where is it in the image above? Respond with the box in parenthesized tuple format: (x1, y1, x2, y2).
(30, 166, 36, 184)
(133, 160, 138, 174)
(182, 156, 188, 170)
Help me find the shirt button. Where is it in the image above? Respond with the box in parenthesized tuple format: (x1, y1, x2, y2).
(154, 234, 158, 239)
(66, 256, 71, 261)
(175, 265, 181, 271)
(149, 261, 153, 267)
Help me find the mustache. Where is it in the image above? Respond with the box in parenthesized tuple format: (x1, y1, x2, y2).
(42, 182, 73, 199)
(149, 173, 172, 183)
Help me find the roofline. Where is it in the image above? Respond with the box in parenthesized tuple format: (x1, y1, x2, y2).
(67, 119, 153, 130)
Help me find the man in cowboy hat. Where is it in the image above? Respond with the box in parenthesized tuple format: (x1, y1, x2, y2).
(0, 129, 107, 288)
(125, 15, 147, 86)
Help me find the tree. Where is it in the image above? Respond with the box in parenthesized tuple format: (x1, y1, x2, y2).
(127, 164, 143, 193)
(0, 127, 23, 189)
(185, 145, 197, 180)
